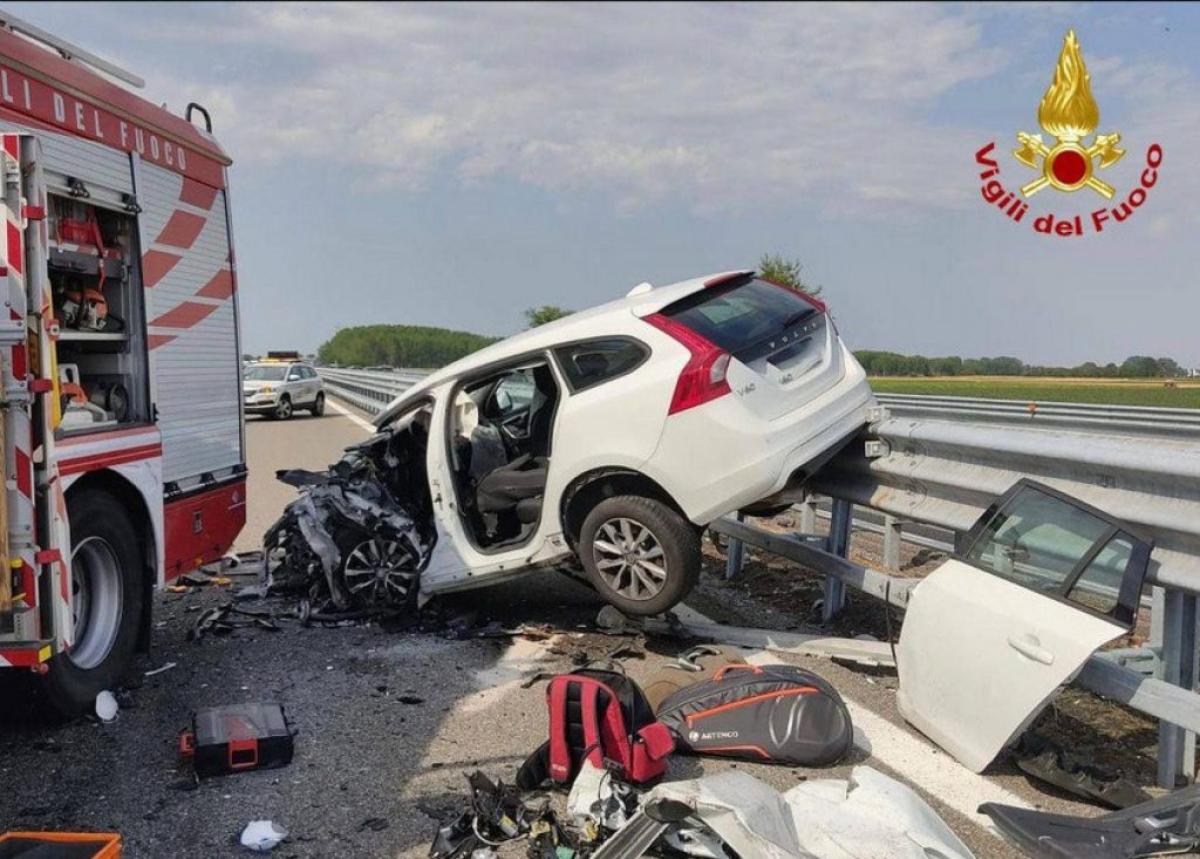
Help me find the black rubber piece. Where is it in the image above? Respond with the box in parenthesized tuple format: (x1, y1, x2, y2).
(310, 392, 325, 416)
(578, 495, 700, 616)
(41, 489, 144, 718)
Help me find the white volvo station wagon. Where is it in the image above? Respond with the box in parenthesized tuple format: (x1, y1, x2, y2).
(352, 269, 876, 614)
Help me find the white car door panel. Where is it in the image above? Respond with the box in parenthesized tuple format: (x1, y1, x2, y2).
(896, 481, 1151, 773)
(896, 557, 1125, 773)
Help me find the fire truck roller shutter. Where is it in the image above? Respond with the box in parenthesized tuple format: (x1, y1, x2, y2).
(138, 160, 242, 484)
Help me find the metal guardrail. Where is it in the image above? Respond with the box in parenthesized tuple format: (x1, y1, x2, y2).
(876, 393, 1200, 439)
(316, 367, 426, 417)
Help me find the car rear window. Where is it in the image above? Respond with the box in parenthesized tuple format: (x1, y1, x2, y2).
(660, 277, 821, 356)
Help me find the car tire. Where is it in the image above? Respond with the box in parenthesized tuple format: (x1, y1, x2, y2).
(332, 528, 420, 611)
(578, 495, 700, 616)
(274, 394, 293, 420)
(41, 489, 144, 718)
(310, 392, 326, 417)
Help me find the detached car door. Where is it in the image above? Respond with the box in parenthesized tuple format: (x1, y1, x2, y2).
(896, 480, 1151, 773)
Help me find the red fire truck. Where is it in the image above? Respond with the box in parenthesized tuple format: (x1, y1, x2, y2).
(0, 15, 245, 714)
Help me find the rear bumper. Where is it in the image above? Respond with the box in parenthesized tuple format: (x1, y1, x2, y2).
(647, 367, 875, 524)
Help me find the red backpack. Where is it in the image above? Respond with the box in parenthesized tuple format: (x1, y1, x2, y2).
(517, 668, 675, 788)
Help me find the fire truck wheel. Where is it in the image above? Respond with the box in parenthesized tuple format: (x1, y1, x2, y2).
(42, 489, 144, 718)
(274, 395, 294, 420)
(310, 392, 326, 417)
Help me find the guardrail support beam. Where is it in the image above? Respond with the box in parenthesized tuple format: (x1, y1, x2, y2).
(822, 499, 852, 622)
(1157, 589, 1199, 787)
(724, 512, 745, 580)
(883, 515, 903, 572)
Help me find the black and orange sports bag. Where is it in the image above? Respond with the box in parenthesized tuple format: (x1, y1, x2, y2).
(655, 663, 853, 766)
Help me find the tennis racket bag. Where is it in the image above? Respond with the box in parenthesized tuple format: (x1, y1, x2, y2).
(656, 663, 853, 766)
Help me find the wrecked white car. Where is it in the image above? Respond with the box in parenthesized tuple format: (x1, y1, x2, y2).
(897, 479, 1153, 773)
(265, 270, 874, 615)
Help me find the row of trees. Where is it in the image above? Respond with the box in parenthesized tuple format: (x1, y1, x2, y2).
(856, 351, 1190, 378)
(316, 324, 499, 368)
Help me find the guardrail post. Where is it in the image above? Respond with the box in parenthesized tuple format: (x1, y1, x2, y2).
(799, 494, 818, 535)
(724, 512, 746, 580)
(822, 499, 852, 622)
(1157, 589, 1199, 787)
(883, 515, 903, 572)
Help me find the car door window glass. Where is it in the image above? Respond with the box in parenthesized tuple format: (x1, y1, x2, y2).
(965, 488, 1113, 596)
(1067, 533, 1134, 615)
(555, 339, 647, 391)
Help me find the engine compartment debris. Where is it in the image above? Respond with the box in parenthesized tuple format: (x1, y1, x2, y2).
(262, 411, 436, 614)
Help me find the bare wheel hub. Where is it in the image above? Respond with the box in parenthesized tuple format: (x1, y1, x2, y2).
(69, 536, 124, 670)
(592, 517, 667, 601)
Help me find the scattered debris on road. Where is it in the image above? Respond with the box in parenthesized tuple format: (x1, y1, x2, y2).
(94, 690, 118, 724)
(980, 783, 1200, 859)
(239, 819, 287, 853)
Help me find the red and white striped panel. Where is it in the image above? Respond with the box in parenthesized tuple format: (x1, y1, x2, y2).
(139, 161, 241, 484)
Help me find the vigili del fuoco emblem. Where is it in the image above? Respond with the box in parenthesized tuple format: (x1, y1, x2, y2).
(1012, 30, 1124, 198)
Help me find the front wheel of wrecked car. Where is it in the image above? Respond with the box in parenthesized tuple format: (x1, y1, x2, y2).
(335, 530, 421, 609)
(578, 495, 700, 616)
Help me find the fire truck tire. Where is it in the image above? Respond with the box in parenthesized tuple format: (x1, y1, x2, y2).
(273, 394, 294, 420)
(41, 489, 144, 718)
(310, 392, 326, 417)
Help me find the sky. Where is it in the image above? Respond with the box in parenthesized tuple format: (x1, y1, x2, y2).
(8, 2, 1199, 366)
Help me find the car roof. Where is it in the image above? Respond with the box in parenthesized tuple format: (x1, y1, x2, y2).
(375, 270, 750, 425)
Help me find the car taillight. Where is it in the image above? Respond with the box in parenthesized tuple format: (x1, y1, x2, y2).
(644, 313, 732, 415)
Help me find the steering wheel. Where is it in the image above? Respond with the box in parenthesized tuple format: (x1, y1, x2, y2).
(500, 410, 531, 440)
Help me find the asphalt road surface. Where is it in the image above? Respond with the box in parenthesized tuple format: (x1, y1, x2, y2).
(0, 400, 1126, 858)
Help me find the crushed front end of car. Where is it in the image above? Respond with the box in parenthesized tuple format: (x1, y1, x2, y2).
(262, 413, 436, 615)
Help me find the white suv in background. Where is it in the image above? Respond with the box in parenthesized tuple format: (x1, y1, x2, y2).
(358, 269, 875, 614)
(243, 360, 326, 420)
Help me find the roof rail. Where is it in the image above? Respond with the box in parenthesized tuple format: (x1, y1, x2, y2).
(0, 8, 145, 88)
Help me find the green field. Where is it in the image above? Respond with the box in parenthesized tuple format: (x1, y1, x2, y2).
(869, 376, 1200, 408)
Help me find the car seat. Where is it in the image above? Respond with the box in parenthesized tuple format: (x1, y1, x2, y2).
(474, 367, 557, 521)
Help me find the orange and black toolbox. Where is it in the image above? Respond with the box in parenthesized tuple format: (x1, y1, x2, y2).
(0, 831, 120, 858)
(179, 702, 295, 777)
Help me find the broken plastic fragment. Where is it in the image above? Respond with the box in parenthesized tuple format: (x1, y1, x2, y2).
(95, 690, 118, 723)
(240, 820, 287, 852)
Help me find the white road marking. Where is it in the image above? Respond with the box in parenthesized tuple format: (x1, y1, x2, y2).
(326, 398, 378, 433)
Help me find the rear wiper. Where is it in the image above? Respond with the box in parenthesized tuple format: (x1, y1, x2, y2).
(780, 309, 815, 330)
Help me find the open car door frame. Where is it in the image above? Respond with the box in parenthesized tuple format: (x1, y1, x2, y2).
(896, 479, 1152, 773)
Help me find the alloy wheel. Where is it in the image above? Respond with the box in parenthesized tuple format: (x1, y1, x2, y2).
(341, 538, 417, 605)
(591, 517, 668, 601)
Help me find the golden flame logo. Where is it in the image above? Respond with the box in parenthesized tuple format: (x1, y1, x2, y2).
(1013, 30, 1124, 197)
(1037, 30, 1098, 141)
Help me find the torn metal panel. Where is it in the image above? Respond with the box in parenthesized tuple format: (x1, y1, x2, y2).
(979, 784, 1200, 859)
(644, 767, 973, 859)
(639, 615, 896, 668)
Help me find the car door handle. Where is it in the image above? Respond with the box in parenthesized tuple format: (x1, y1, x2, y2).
(1007, 635, 1054, 665)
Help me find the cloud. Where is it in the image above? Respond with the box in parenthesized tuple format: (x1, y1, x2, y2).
(123, 2, 1009, 215)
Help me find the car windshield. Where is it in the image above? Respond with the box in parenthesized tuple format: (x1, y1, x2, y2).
(661, 277, 821, 354)
(244, 365, 288, 381)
